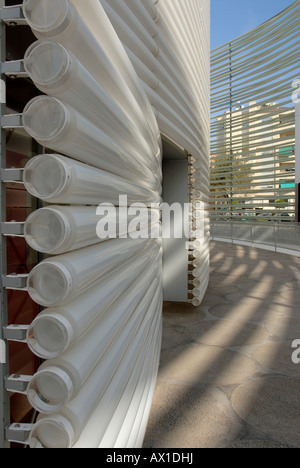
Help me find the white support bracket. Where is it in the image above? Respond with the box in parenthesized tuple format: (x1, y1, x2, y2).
(0, 168, 24, 183)
(2, 274, 28, 290)
(3, 324, 29, 342)
(1, 60, 27, 78)
(6, 423, 35, 445)
(1, 222, 25, 237)
(0, 6, 27, 26)
(5, 374, 32, 394)
(1, 114, 23, 129)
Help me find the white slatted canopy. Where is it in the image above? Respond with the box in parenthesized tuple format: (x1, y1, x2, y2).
(210, 0, 300, 222)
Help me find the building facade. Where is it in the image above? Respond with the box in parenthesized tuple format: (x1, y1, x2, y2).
(0, 0, 211, 448)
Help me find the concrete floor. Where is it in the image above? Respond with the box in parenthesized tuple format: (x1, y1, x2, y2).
(144, 241, 300, 448)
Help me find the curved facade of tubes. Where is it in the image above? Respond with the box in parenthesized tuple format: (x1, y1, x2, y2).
(20, 0, 210, 448)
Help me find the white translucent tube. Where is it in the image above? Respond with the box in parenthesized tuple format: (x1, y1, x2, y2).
(24, 206, 101, 255)
(191, 278, 201, 287)
(191, 190, 210, 201)
(192, 172, 210, 188)
(69, 0, 162, 159)
(192, 243, 210, 259)
(191, 277, 209, 307)
(28, 288, 162, 448)
(123, 0, 158, 38)
(99, 345, 160, 448)
(192, 256, 210, 275)
(104, 0, 203, 140)
(127, 339, 161, 449)
(23, 154, 160, 205)
(27, 274, 160, 414)
(193, 166, 210, 181)
(187, 238, 207, 250)
(120, 359, 159, 448)
(101, 1, 158, 72)
(102, 0, 158, 57)
(111, 2, 196, 122)
(27, 237, 153, 307)
(22, 96, 160, 184)
(193, 253, 210, 269)
(158, 0, 209, 114)
(193, 210, 210, 220)
(193, 180, 210, 193)
(125, 47, 202, 146)
(152, 1, 210, 147)
(23, 40, 160, 186)
(152, 106, 206, 166)
(140, 0, 158, 19)
(72, 294, 162, 449)
(24, 205, 158, 255)
(22, 0, 161, 163)
(142, 82, 202, 154)
(27, 243, 161, 358)
(101, 324, 161, 448)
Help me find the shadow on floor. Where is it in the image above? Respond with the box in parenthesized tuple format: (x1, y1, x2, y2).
(143, 241, 300, 448)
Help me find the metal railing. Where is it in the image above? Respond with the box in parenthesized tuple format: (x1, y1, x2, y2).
(211, 220, 300, 255)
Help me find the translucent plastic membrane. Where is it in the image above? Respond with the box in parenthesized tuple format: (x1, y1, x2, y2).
(26, 242, 161, 358)
(22, 0, 71, 34)
(126, 47, 203, 151)
(23, 154, 160, 205)
(102, 342, 161, 448)
(22, 0, 161, 169)
(24, 205, 159, 255)
(22, 96, 161, 189)
(27, 237, 153, 307)
(69, 0, 161, 150)
(104, 0, 198, 117)
(102, 0, 208, 161)
(96, 2, 203, 155)
(28, 290, 162, 448)
(27, 270, 160, 414)
(77, 308, 162, 448)
(111, 0, 211, 304)
(24, 40, 161, 186)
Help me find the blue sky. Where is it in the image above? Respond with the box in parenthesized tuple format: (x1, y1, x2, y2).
(211, 0, 296, 50)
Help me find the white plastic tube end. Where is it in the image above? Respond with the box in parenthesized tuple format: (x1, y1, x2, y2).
(23, 96, 71, 144)
(23, 0, 71, 36)
(27, 312, 74, 359)
(193, 288, 201, 297)
(24, 40, 71, 88)
(191, 298, 201, 307)
(27, 366, 74, 414)
(23, 154, 71, 201)
(24, 207, 71, 254)
(193, 278, 201, 287)
(29, 414, 75, 449)
(27, 261, 73, 307)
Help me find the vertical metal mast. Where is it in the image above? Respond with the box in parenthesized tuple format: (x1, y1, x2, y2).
(0, 0, 10, 448)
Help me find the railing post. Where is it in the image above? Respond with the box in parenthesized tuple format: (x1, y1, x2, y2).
(295, 102, 300, 222)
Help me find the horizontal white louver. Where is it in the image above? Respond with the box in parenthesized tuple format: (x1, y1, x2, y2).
(210, 1, 300, 223)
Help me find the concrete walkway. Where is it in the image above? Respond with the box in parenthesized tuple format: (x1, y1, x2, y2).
(144, 241, 300, 448)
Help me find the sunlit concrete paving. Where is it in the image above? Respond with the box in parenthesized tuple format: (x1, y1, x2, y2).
(144, 241, 300, 448)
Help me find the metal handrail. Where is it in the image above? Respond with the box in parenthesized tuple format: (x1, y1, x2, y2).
(211, 220, 300, 255)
